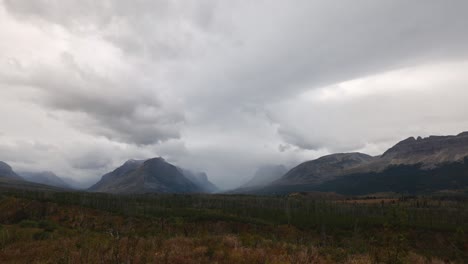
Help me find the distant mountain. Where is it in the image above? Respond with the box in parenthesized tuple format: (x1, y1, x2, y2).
(0, 161, 65, 192)
(241, 132, 468, 195)
(242, 165, 288, 188)
(89, 158, 216, 194)
(0, 161, 22, 180)
(62, 177, 96, 190)
(19, 171, 71, 189)
(179, 169, 219, 193)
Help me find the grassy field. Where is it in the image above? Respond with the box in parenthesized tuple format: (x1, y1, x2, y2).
(0, 189, 467, 263)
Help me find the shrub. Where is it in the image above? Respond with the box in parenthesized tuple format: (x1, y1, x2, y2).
(38, 220, 58, 232)
(19, 220, 39, 228)
(33, 231, 51, 240)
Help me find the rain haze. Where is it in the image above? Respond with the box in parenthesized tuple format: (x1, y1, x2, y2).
(1, 0, 468, 189)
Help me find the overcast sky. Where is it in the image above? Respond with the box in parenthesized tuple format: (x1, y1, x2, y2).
(1, 0, 468, 189)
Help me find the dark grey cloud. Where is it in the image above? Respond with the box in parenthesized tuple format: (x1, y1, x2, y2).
(3, 0, 220, 61)
(182, 1, 468, 107)
(2, 49, 184, 145)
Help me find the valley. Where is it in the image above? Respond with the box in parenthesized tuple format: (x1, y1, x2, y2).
(1, 132, 468, 263)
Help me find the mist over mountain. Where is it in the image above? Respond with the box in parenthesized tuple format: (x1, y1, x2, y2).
(179, 169, 219, 193)
(19, 171, 71, 189)
(61, 177, 96, 190)
(242, 165, 288, 188)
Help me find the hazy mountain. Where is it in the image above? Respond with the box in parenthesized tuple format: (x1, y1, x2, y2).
(243, 132, 468, 195)
(0, 161, 66, 192)
(89, 158, 213, 194)
(242, 165, 288, 188)
(19, 171, 71, 189)
(0, 161, 22, 180)
(62, 177, 96, 190)
(179, 169, 218, 193)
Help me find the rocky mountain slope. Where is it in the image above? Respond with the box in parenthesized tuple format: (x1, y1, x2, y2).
(88, 159, 145, 192)
(275, 153, 374, 186)
(89, 158, 217, 194)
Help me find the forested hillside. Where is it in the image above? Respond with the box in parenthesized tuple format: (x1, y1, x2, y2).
(0, 188, 466, 263)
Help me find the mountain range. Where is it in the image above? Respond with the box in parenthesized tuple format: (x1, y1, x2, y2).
(237, 132, 468, 195)
(1, 132, 468, 196)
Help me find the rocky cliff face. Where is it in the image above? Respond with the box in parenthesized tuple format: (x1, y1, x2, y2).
(380, 132, 468, 166)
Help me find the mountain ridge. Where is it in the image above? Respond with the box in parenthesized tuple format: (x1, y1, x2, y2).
(236, 131, 468, 195)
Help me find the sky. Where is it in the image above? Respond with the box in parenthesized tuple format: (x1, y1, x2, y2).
(1, 0, 468, 189)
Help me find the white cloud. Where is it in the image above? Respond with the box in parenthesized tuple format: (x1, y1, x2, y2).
(272, 61, 468, 155)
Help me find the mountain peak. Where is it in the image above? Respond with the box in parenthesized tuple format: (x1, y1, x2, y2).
(89, 157, 216, 194)
(143, 157, 166, 164)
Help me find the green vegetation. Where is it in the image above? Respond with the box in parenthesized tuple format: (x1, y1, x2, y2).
(0, 189, 467, 263)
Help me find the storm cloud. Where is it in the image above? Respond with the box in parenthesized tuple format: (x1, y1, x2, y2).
(1, 0, 468, 188)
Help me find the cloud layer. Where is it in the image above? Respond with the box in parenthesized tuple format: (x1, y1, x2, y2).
(1, 0, 468, 188)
